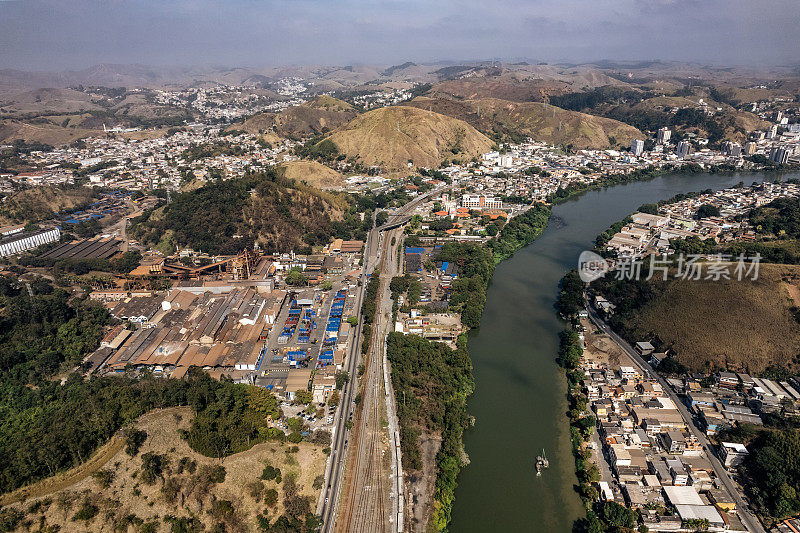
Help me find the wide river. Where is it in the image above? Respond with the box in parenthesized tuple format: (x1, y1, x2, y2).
(449, 170, 800, 532)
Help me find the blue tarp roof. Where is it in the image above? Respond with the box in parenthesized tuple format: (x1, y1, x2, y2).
(441, 261, 449, 272)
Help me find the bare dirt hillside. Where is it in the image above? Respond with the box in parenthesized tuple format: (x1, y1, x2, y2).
(0, 120, 102, 146)
(0, 186, 98, 226)
(405, 96, 643, 149)
(279, 159, 345, 189)
(304, 95, 354, 112)
(473, 98, 644, 148)
(324, 105, 493, 169)
(0, 88, 103, 115)
(235, 95, 357, 139)
(429, 76, 570, 103)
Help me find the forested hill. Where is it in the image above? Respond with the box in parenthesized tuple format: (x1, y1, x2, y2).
(130, 169, 370, 255)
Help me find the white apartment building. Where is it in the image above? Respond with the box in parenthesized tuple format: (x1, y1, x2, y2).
(461, 194, 503, 210)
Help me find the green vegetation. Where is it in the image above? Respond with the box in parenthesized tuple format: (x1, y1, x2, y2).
(72, 502, 100, 521)
(359, 274, 381, 355)
(549, 85, 753, 145)
(723, 427, 800, 526)
(390, 274, 422, 305)
(0, 278, 109, 383)
(123, 428, 147, 456)
(286, 266, 309, 286)
(722, 240, 800, 265)
(696, 204, 721, 219)
(487, 204, 551, 263)
(131, 168, 367, 255)
(181, 140, 250, 163)
(0, 276, 286, 495)
(557, 269, 585, 318)
(387, 332, 473, 532)
(436, 242, 494, 328)
(549, 86, 653, 114)
(750, 196, 800, 238)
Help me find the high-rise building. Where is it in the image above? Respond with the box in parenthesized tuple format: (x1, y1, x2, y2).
(656, 127, 672, 144)
(676, 141, 691, 159)
(744, 142, 757, 155)
(770, 146, 790, 165)
(631, 139, 645, 157)
(723, 141, 741, 157)
(766, 125, 779, 139)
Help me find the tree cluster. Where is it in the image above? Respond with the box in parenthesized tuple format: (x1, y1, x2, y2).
(387, 332, 473, 531)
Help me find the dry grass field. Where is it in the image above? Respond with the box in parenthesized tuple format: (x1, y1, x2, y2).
(279, 160, 345, 189)
(325, 105, 492, 169)
(623, 264, 800, 373)
(2, 407, 327, 532)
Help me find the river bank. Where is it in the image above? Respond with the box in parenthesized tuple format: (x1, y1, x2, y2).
(389, 204, 551, 531)
(448, 169, 800, 532)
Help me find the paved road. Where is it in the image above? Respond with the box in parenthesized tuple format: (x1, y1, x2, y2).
(585, 301, 766, 533)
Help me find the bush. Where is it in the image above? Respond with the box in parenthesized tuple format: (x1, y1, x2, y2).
(139, 452, 167, 485)
(92, 469, 114, 488)
(264, 488, 279, 507)
(124, 428, 148, 456)
(261, 464, 281, 481)
(72, 502, 99, 521)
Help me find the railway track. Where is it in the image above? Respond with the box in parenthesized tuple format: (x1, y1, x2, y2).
(330, 188, 446, 532)
(336, 234, 396, 533)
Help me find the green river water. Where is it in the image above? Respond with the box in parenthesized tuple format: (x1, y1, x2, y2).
(449, 170, 800, 532)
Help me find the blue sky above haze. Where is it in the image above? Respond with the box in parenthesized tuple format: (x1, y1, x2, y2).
(0, 0, 797, 70)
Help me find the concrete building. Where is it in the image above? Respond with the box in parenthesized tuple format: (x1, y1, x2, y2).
(723, 141, 742, 157)
(676, 141, 691, 159)
(631, 139, 645, 157)
(461, 194, 502, 210)
(720, 441, 749, 467)
(0, 227, 60, 257)
(770, 146, 791, 165)
(657, 127, 672, 144)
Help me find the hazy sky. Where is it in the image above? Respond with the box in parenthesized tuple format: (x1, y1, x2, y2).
(0, 0, 797, 70)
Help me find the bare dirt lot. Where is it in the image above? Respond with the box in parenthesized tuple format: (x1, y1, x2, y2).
(405, 432, 441, 533)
